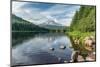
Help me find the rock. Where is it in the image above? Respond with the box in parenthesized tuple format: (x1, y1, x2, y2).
(84, 36, 95, 46)
(49, 47, 54, 51)
(74, 39, 80, 45)
(86, 57, 95, 61)
(60, 45, 66, 49)
(64, 60, 68, 63)
(84, 36, 95, 51)
(86, 52, 96, 61)
(77, 55, 85, 62)
(85, 47, 92, 51)
(71, 51, 79, 62)
(71, 51, 85, 62)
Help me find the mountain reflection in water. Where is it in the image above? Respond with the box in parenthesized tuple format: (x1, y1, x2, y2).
(12, 33, 74, 66)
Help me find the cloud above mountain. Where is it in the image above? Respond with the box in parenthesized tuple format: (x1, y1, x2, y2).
(12, 1, 80, 26)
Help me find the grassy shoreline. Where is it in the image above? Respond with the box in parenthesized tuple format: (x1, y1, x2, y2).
(66, 31, 95, 58)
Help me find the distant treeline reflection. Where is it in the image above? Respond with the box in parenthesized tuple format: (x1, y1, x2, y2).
(12, 32, 43, 47)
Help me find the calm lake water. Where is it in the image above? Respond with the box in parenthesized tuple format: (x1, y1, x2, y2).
(12, 33, 74, 66)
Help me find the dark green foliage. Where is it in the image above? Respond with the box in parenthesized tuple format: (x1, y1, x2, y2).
(70, 6, 96, 32)
(12, 14, 49, 32)
(12, 14, 51, 46)
(68, 6, 96, 58)
(12, 32, 36, 46)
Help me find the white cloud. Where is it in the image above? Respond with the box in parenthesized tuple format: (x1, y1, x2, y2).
(12, 1, 80, 26)
(12, 2, 26, 14)
(41, 4, 68, 15)
(40, 5, 80, 26)
(58, 18, 72, 26)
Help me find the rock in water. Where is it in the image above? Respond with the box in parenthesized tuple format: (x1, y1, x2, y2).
(77, 55, 85, 62)
(86, 52, 95, 61)
(64, 60, 68, 63)
(49, 47, 54, 51)
(60, 45, 66, 49)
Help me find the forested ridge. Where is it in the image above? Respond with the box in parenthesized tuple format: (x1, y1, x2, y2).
(70, 6, 96, 32)
(12, 14, 49, 32)
(67, 6, 96, 58)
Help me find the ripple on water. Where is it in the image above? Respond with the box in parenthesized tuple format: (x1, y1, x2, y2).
(12, 34, 73, 66)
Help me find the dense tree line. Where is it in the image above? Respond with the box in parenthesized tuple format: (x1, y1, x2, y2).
(12, 14, 67, 32)
(70, 6, 96, 32)
(12, 14, 49, 32)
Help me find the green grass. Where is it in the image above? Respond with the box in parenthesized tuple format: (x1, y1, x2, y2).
(67, 31, 95, 43)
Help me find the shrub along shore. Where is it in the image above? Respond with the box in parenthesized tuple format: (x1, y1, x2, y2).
(65, 6, 96, 62)
(67, 31, 95, 62)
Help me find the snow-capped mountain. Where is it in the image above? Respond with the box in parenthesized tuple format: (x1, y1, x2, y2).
(12, 12, 67, 30)
(39, 19, 66, 30)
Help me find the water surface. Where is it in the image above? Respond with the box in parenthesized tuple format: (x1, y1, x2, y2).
(12, 33, 74, 66)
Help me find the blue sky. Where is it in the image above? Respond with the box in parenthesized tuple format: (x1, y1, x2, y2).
(12, 1, 80, 26)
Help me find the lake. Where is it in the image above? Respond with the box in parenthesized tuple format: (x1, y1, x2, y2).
(12, 33, 74, 66)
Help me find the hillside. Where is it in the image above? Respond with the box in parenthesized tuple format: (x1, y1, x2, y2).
(12, 14, 49, 32)
(70, 6, 96, 32)
(67, 6, 96, 58)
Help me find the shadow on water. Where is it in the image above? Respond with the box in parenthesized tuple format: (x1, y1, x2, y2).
(12, 32, 48, 47)
(12, 32, 74, 66)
